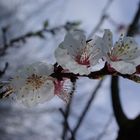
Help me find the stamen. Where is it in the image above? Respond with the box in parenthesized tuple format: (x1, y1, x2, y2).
(26, 74, 45, 90)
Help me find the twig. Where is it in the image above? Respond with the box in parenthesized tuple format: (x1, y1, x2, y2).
(127, 2, 140, 36)
(88, 0, 114, 39)
(96, 114, 114, 140)
(59, 108, 75, 139)
(2, 26, 9, 49)
(59, 2, 114, 137)
(69, 79, 104, 140)
(60, 80, 76, 140)
(0, 21, 80, 56)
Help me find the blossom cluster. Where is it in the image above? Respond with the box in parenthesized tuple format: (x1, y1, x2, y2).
(1, 29, 140, 107)
(56, 29, 140, 74)
(1, 62, 73, 107)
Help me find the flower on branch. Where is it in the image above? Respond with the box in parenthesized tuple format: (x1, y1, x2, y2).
(100, 29, 140, 74)
(1, 62, 73, 107)
(55, 31, 102, 74)
(8, 62, 55, 107)
(1, 29, 140, 106)
(54, 78, 74, 104)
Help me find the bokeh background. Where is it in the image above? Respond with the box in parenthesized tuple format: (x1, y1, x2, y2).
(0, 0, 140, 140)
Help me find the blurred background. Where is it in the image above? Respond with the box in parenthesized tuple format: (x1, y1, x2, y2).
(0, 0, 140, 140)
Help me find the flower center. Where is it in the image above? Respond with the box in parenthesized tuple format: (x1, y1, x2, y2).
(26, 74, 45, 90)
(75, 54, 90, 66)
(108, 53, 121, 62)
(54, 80, 64, 95)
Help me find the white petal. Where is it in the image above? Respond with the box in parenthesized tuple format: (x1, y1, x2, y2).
(55, 45, 90, 74)
(89, 53, 102, 66)
(10, 67, 30, 91)
(72, 30, 86, 46)
(35, 80, 54, 103)
(29, 62, 54, 76)
(15, 87, 35, 107)
(10, 70, 30, 91)
(89, 35, 103, 49)
(110, 61, 136, 74)
(65, 61, 90, 74)
(21, 64, 36, 77)
(128, 56, 140, 66)
(57, 91, 71, 104)
(61, 31, 86, 56)
(56, 79, 74, 104)
(112, 37, 139, 59)
(119, 49, 140, 60)
(15, 79, 54, 107)
(10, 62, 54, 91)
(87, 39, 103, 65)
(122, 37, 138, 50)
(10, 76, 25, 91)
(61, 40, 79, 57)
(55, 45, 74, 67)
(89, 35, 107, 58)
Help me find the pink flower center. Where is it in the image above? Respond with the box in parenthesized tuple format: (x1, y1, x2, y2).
(75, 54, 90, 66)
(54, 80, 64, 95)
(108, 53, 121, 61)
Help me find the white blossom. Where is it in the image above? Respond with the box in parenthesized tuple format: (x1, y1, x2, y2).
(101, 29, 140, 74)
(54, 78, 74, 104)
(55, 31, 102, 74)
(9, 62, 55, 107)
(2, 62, 74, 106)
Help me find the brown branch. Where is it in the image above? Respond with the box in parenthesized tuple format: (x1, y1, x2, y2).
(58, 1, 114, 138)
(51, 64, 140, 84)
(1, 62, 140, 98)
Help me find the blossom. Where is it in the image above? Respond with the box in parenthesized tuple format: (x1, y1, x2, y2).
(101, 29, 140, 74)
(8, 62, 55, 107)
(54, 78, 74, 104)
(55, 31, 102, 74)
(3, 62, 73, 107)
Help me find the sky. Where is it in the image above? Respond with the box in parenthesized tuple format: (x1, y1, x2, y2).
(0, 0, 140, 140)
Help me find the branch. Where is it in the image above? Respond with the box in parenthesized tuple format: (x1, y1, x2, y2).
(69, 79, 104, 140)
(59, 108, 75, 140)
(0, 21, 80, 56)
(111, 1, 140, 129)
(88, 0, 114, 39)
(96, 114, 114, 140)
(60, 80, 76, 140)
(111, 76, 129, 128)
(51, 63, 140, 84)
(127, 2, 140, 36)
